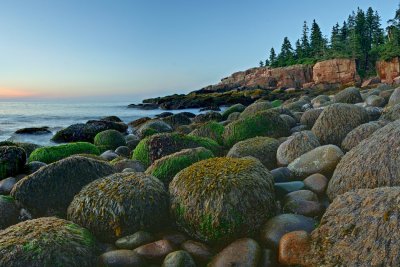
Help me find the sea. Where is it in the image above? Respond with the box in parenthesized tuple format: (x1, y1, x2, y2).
(0, 100, 210, 146)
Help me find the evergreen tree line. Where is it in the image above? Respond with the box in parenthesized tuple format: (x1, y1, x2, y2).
(259, 5, 400, 77)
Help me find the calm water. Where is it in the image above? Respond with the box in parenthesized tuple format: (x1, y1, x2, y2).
(0, 100, 207, 146)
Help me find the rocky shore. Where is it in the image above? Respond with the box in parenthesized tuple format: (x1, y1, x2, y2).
(1, 78, 400, 266)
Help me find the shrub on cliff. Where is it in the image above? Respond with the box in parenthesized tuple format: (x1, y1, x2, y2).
(94, 129, 126, 152)
(28, 142, 100, 164)
(67, 172, 169, 242)
(223, 110, 290, 147)
(132, 133, 221, 167)
(169, 157, 276, 245)
(146, 147, 214, 186)
(0, 217, 98, 267)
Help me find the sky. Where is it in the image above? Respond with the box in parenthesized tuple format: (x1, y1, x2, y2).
(0, 0, 398, 101)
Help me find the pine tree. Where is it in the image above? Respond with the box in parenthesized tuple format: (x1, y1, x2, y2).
(277, 37, 294, 66)
(259, 60, 264, 67)
(301, 21, 310, 57)
(265, 59, 270, 66)
(269, 47, 277, 67)
(295, 39, 303, 60)
(330, 23, 342, 55)
(310, 19, 326, 58)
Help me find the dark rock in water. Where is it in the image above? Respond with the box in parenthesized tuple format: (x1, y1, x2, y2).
(178, 112, 196, 118)
(52, 120, 128, 143)
(155, 112, 174, 118)
(208, 238, 261, 267)
(307, 187, 400, 266)
(260, 214, 316, 250)
(11, 156, 115, 217)
(134, 239, 175, 263)
(128, 103, 159, 110)
(128, 117, 152, 128)
(0, 177, 18, 195)
(162, 113, 192, 129)
(181, 240, 213, 263)
(162, 250, 196, 267)
(100, 115, 123, 122)
(0, 195, 19, 229)
(199, 105, 221, 111)
(15, 126, 51, 135)
(115, 231, 156, 250)
(98, 250, 147, 267)
(0, 217, 98, 267)
(0, 146, 26, 180)
(24, 161, 47, 175)
(67, 172, 169, 242)
(0, 141, 40, 157)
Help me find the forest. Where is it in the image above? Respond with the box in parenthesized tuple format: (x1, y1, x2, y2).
(261, 5, 400, 78)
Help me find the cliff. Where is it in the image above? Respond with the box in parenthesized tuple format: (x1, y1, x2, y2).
(376, 57, 400, 84)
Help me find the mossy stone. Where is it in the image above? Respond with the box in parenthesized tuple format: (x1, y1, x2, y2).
(221, 104, 246, 120)
(189, 121, 225, 145)
(94, 129, 126, 152)
(0, 146, 26, 180)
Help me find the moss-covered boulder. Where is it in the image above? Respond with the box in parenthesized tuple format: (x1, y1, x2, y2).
(11, 156, 115, 217)
(94, 129, 126, 152)
(327, 120, 400, 200)
(0, 141, 40, 157)
(0, 217, 98, 267)
(227, 136, 280, 170)
(239, 101, 272, 118)
(311, 103, 369, 146)
(193, 111, 223, 123)
(300, 109, 323, 129)
(223, 110, 290, 147)
(221, 104, 246, 120)
(162, 113, 192, 129)
(132, 133, 221, 168)
(0, 195, 19, 230)
(67, 172, 169, 242)
(146, 147, 214, 186)
(333, 87, 363, 104)
(0, 146, 26, 180)
(28, 142, 100, 164)
(137, 120, 173, 138)
(169, 157, 276, 245)
(189, 121, 225, 145)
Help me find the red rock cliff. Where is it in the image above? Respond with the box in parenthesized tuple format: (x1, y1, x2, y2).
(312, 58, 360, 85)
(376, 57, 400, 84)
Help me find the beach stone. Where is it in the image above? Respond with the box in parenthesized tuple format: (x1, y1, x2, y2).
(381, 103, 400, 121)
(24, 161, 46, 174)
(137, 120, 173, 137)
(193, 111, 222, 123)
(300, 109, 323, 129)
(288, 145, 344, 179)
(67, 172, 169, 242)
(227, 112, 241, 121)
(276, 131, 320, 166)
(115, 146, 131, 157)
(333, 87, 363, 104)
(181, 240, 213, 263)
(311, 103, 369, 146)
(160, 232, 187, 247)
(0, 195, 19, 229)
(260, 214, 316, 250)
(0, 217, 98, 267)
(0, 177, 18, 195)
(162, 250, 196, 267)
(280, 114, 297, 128)
(129, 117, 151, 128)
(283, 200, 324, 217)
(162, 113, 192, 129)
(227, 136, 280, 170)
(169, 157, 276, 245)
(271, 167, 293, 183)
(311, 95, 331, 107)
(98, 250, 147, 267)
(366, 95, 385, 107)
(95, 129, 126, 152)
(284, 190, 318, 203)
(327, 120, 400, 200)
(278, 231, 310, 266)
(388, 87, 400, 106)
(112, 158, 145, 172)
(208, 238, 261, 267)
(341, 121, 384, 151)
(307, 187, 400, 266)
(222, 104, 246, 120)
(126, 139, 140, 151)
(189, 121, 224, 145)
(240, 101, 272, 118)
(134, 239, 175, 263)
(258, 249, 278, 267)
(100, 150, 119, 161)
(11, 156, 115, 217)
(303, 174, 328, 196)
(115, 231, 156, 250)
(0, 146, 26, 180)
(274, 181, 305, 198)
(15, 126, 51, 135)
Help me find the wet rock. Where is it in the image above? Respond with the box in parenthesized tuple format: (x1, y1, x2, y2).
(115, 231, 156, 250)
(15, 126, 51, 135)
(98, 250, 147, 267)
(181, 240, 213, 263)
(115, 146, 131, 157)
(275, 181, 305, 198)
(0, 177, 18, 195)
(162, 250, 196, 267)
(134, 239, 175, 263)
(0, 195, 19, 229)
(303, 173, 328, 196)
(0, 146, 26, 180)
(270, 167, 293, 183)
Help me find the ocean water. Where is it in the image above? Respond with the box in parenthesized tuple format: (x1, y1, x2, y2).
(0, 100, 208, 146)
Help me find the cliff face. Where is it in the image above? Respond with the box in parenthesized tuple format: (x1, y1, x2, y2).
(376, 57, 400, 84)
(312, 59, 360, 85)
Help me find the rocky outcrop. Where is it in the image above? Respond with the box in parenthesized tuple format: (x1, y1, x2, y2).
(312, 58, 360, 86)
(376, 57, 400, 84)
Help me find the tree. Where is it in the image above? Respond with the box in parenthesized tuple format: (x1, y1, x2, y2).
(259, 60, 264, 67)
(301, 21, 310, 57)
(295, 39, 302, 59)
(265, 59, 270, 66)
(310, 19, 326, 58)
(269, 47, 277, 67)
(330, 23, 342, 55)
(277, 37, 294, 66)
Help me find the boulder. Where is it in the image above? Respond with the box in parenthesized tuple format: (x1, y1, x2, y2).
(111, 158, 145, 172)
(193, 111, 222, 123)
(366, 95, 386, 107)
(189, 121, 224, 145)
(341, 121, 385, 151)
(311, 103, 369, 146)
(162, 113, 192, 129)
(98, 250, 147, 267)
(221, 104, 246, 120)
(307, 187, 400, 266)
(276, 131, 320, 166)
(162, 250, 196, 267)
(137, 120, 173, 138)
(94, 129, 126, 151)
(169, 157, 276, 245)
(227, 136, 280, 170)
(333, 87, 363, 104)
(67, 172, 169, 242)
(0, 217, 98, 267)
(300, 109, 323, 129)
(11, 156, 115, 217)
(327, 120, 400, 200)
(0, 177, 18, 195)
(388, 87, 400, 106)
(0, 146, 26, 179)
(0, 196, 19, 229)
(240, 101, 272, 118)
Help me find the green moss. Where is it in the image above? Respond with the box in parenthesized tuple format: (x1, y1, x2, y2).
(28, 142, 100, 164)
(221, 104, 246, 120)
(132, 139, 152, 167)
(141, 128, 158, 138)
(189, 121, 225, 145)
(146, 148, 214, 186)
(94, 129, 126, 152)
(0, 195, 14, 203)
(65, 223, 96, 247)
(271, 99, 283, 107)
(223, 110, 289, 147)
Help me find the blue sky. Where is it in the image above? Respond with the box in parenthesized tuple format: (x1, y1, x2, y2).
(0, 0, 397, 100)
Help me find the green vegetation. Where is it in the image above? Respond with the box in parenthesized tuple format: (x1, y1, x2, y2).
(264, 5, 400, 78)
(94, 129, 126, 152)
(221, 103, 246, 120)
(28, 142, 100, 164)
(189, 121, 225, 145)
